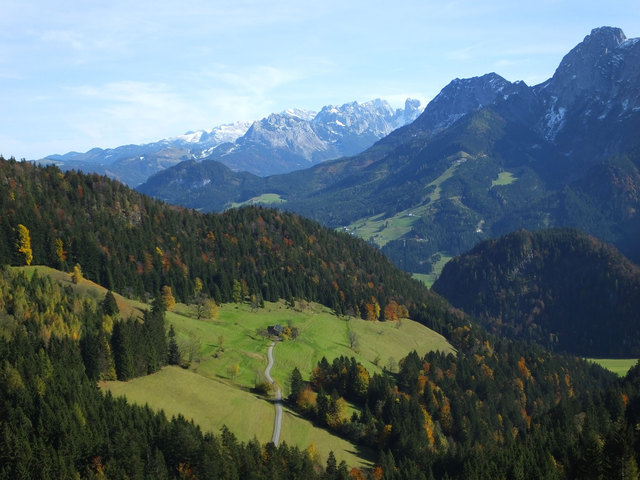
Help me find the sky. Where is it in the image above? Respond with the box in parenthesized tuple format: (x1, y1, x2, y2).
(1, 1, 639, 160)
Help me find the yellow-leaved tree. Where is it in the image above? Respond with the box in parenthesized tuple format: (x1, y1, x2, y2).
(161, 285, 176, 311)
(71, 264, 83, 284)
(16, 224, 33, 266)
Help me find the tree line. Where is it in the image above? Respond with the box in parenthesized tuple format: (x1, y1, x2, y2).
(0, 157, 443, 323)
(0, 265, 352, 479)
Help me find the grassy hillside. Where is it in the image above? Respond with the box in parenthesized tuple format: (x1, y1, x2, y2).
(587, 358, 639, 377)
(105, 299, 452, 467)
(166, 300, 453, 392)
(18, 265, 452, 468)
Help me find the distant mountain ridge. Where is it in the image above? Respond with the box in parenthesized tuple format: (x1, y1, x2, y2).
(139, 27, 640, 273)
(39, 98, 422, 185)
(208, 98, 423, 175)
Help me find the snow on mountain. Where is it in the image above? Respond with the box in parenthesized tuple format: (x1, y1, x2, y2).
(203, 98, 423, 176)
(41, 98, 421, 183)
(534, 26, 640, 145)
(173, 121, 251, 146)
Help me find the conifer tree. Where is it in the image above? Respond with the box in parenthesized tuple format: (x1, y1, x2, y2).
(167, 325, 181, 366)
(102, 290, 119, 316)
(289, 367, 304, 403)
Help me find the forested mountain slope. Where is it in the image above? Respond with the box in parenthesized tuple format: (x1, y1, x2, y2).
(2, 159, 640, 478)
(0, 156, 442, 320)
(139, 27, 640, 275)
(433, 228, 640, 357)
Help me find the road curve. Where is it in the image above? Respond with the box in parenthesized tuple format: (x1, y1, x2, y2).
(265, 342, 283, 445)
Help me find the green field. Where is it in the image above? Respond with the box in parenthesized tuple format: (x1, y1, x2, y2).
(413, 253, 453, 288)
(165, 300, 453, 391)
(586, 358, 638, 377)
(491, 171, 518, 187)
(19, 265, 453, 467)
(104, 366, 370, 468)
(106, 299, 453, 468)
(230, 193, 286, 209)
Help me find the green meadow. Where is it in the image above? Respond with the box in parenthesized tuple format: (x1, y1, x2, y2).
(106, 299, 453, 468)
(17, 265, 453, 467)
(491, 171, 518, 187)
(230, 193, 286, 209)
(413, 253, 453, 288)
(587, 358, 638, 377)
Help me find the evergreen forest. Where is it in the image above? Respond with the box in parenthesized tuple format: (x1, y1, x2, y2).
(1, 156, 640, 479)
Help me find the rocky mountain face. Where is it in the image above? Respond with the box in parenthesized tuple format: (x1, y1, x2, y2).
(204, 98, 423, 175)
(40, 99, 422, 185)
(139, 27, 640, 275)
(408, 73, 524, 135)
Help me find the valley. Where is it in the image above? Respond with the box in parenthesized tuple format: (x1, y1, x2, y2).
(2, 21, 640, 480)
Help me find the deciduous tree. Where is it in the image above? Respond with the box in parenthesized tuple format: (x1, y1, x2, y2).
(161, 285, 176, 311)
(71, 264, 83, 284)
(15, 224, 33, 266)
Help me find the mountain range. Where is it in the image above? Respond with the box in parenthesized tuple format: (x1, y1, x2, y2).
(138, 27, 640, 275)
(39, 98, 422, 185)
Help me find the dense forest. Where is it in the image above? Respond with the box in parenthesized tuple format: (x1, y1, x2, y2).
(287, 328, 640, 479)
(2, 156, 640, 479)
(0, 157, 441, 320)
(432, 228, 640, 357)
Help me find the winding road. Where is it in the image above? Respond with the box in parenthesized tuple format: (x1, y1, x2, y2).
(265, 342, 282, 446)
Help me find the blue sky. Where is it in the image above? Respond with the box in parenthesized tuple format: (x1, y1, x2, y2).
(1, 0, 639, 159)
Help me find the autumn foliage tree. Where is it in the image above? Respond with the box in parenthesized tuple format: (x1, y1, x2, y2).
(161, 285, 176, 311)
(71, 263, 83, 284)
(15, 224, 32, 266)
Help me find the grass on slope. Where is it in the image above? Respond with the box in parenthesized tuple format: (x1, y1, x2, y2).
(116, 300, 452, 467)
(413, 253, 453, 288)
(587, 358, 638, 377)
(168, 300, 453, 395)
(17, 266, 452, 468)
(230, 193, 286, 209)
(103, 366, 370, 468)
(491, 171, 518, 187)
(343, 153, 470, 248)
(15, 265, 143, 320)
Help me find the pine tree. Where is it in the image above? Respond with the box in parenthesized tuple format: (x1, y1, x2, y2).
(232, 279, 243, 303)
(289, 367, 304, 403)
(168, 325, 181, 366)
(102, 290, 119, 316)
